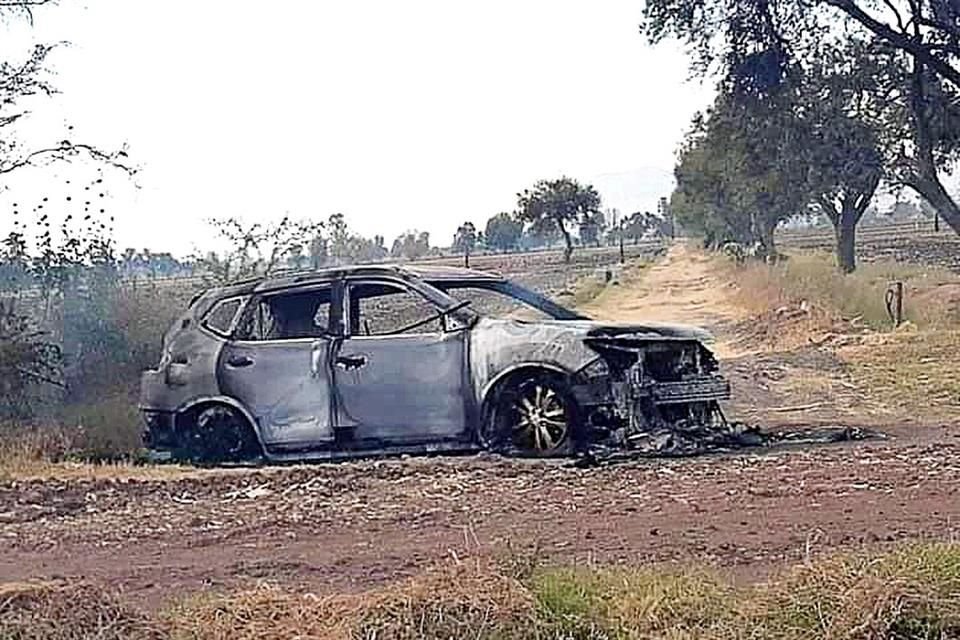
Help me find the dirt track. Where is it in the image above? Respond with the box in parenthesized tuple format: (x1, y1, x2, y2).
(2, 246, 958, 607)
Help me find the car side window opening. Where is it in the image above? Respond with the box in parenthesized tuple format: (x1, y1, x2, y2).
(234, 287, 334, 341)
(349, 282, 444, 336)
(202, 297, 243, 336)
(435, 283, 573, 322)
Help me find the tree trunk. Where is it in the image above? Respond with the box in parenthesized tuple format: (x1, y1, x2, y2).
(908, 54, 960, 236)
(909, 172, 960, 236)
(757, 219, 777, 261)
(558, 220, 573, 263)
(835, 211, 857, 274)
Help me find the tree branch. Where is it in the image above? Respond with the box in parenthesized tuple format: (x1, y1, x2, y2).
(824, 0, 960, 89)
(816, 195, 841, 225)
(0, 141, 136, 176)
(0, 0, 56, 25)
(881, 0, 905, 33)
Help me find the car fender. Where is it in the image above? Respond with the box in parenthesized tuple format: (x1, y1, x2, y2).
(479, 361, 572, 407)
(175, 395, 265, 447)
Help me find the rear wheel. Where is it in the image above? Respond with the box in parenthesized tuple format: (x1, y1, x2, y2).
(485, 373, 579, 457)
(177, 405, 261, 464)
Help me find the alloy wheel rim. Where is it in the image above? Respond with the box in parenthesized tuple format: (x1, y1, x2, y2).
(510, 383, 569, 452)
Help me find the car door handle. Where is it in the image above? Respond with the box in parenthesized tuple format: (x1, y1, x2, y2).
(226, 355, 255, 368)
(335, 355, 367, 370)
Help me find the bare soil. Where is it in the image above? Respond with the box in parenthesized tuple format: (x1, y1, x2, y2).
(2, 245, 958, 609)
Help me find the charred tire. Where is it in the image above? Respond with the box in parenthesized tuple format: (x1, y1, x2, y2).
(176, 405, 261, 464)
(483, 372, 581, 458)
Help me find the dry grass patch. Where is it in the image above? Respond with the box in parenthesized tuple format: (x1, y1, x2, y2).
(0, 581, 162, 640)
(0, 424, 191, 482)
(5, 545, 960, 639)
(840, 329, 960, 420)
(557, 259, 651, 312)
(581, 261, 651, 308)
(739, 543, 960, 639)
(727, 250, 960, 331)
(165, 562, 537, 640)
(718, 250, 959, 420)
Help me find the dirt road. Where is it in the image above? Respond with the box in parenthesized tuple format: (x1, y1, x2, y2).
(2, 246, 957, 607)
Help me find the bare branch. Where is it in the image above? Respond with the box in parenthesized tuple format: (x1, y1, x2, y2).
(0, 141, 136, 176)
(14, 364, 65, 388)
(0, 0, 56, 25)
(881, 0, 906, 33)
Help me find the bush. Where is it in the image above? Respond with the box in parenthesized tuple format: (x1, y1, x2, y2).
(0, 300, 62, 420)
(58, 390, 146, 461)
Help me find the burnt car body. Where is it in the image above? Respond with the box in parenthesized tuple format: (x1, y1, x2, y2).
(139, 264, 732, 462)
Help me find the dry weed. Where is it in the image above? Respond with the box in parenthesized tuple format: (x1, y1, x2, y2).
(165, 561, 537, 640)
(4, 545, 960, 639)
(0, 581, 162, 640)
(725, 250, 960, 331)
(839, 330, 960, 420)
(0, 423, 191, 481)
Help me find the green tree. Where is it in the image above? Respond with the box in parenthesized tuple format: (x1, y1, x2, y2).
(578, 211, 606, 247)
(452, 221, 478, 267)
(516, 177, 602, 263)
(622, 211, 668, 244)
(327, 213, 350, 259)
(804, 40, 892, 272)
(672, 90, 810, 258)
(642, 0, 960, 237)
(390, 231, 431, 260)
(484, 212, 523, 252)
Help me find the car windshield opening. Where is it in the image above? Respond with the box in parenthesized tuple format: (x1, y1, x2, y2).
(434, 282, 582, 322)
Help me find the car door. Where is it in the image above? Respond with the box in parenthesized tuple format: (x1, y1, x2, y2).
(218, 283, 339, 448)
(332, 278, 468, 442)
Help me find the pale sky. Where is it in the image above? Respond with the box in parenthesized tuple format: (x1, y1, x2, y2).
(1, 1, 713, 257)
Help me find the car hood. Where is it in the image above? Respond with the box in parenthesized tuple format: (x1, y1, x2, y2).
(468, 316, 717, 404)
(517, 319, 716, 344)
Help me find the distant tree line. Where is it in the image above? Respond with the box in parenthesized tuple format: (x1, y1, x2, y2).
(451, 177, 673, 265)
(644, 0, 960, 272)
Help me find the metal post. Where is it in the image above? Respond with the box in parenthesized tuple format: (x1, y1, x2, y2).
(619, 220, 625, 264)
(885, 281, 904, 327)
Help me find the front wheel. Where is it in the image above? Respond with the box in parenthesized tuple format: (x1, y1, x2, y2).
(485, 373, 579, 457)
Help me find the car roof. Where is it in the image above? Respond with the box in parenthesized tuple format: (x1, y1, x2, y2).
(211, 263, 505, 297)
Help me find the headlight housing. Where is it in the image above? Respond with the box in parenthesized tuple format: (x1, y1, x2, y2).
(577, 357, 610, 381)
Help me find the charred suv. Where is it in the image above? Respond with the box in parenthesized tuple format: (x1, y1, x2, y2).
(139, 265, 732, 463)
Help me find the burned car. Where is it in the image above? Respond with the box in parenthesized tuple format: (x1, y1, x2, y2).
(139, 265, 732, 462)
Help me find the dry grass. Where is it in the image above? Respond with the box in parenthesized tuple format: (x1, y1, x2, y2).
(57, 390, 147, 461)
(0, 581, 162, 640)
(164, 562, 536, 640)
(717, 250, 960, 421)
(727, 250, 960, 330)
(840, 329, 960, 420)
(5, 545, 960, 639)
(0, 423, 191, 482)
(556, 259, 651, 311)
